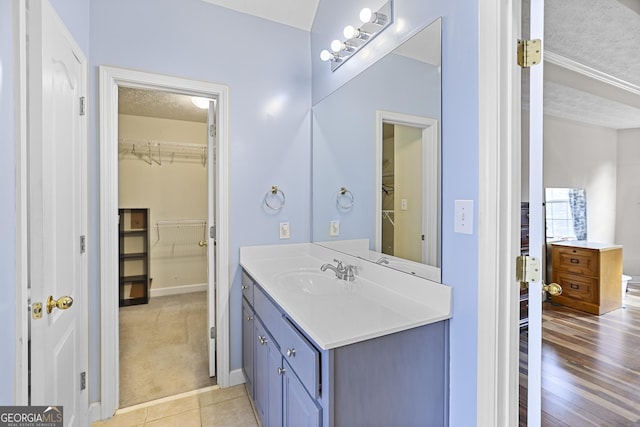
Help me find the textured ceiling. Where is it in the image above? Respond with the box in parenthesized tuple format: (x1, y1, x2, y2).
(118, 87, 209, 123)
(541, 0, 640, 129)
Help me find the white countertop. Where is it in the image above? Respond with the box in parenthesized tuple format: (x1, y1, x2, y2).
(240, 243, 452, 350)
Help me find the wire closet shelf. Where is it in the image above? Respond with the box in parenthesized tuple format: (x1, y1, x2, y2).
(119, 138, 209, 167)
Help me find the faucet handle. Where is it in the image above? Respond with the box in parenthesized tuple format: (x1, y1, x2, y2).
(333, 259, 344, 269)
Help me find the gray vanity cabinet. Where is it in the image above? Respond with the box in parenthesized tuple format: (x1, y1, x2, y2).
(241, 270, 448, 427)
(242, 272, 320, 427)
(241, 299, 254, 397)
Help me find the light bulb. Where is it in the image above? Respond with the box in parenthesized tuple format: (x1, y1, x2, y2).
(320, 49, 333, 62)
(360, 7, 387, 25)
(343, 25, 356, 39)
(330, 39, 343, 53)
(191, 97, 210, 109)
(359, 8, 373, 23)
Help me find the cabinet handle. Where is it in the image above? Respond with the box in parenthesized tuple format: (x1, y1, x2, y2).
(570, 283, 579, 289)
(570, 258, 580, 264)
(242, 285, 248, 290)
(286, 348, 296, 358)
(277, 367, 286, 376)
(258, 335, 267, 345)
(246, 315, 253, 321)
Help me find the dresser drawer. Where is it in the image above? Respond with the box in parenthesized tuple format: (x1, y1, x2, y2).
(555, 247, 599, 276)
(254, 286, 283, 346)
(241, 271, 254, 305)
(280, 317, 320, 399)
(555, 273, 598, 303)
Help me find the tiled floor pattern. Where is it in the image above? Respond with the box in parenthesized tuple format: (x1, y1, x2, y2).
(92, 385, 259, 427)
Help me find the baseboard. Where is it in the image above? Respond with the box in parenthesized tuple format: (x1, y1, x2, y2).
(229, 368, 246, 387)
(150, 283, 207, 298)
(89, 402, 102, 423)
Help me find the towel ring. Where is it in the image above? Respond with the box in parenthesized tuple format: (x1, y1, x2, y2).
(264, 185, 286, 211)
(337, 187, 354, 210)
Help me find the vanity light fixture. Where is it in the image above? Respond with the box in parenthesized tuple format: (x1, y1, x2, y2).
(320, 0, 393, 72)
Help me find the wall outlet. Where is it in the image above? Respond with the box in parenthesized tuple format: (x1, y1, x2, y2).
(330, 220, 340, 236)
(401, 199, 408, 210)
(279, 221, 290, 239)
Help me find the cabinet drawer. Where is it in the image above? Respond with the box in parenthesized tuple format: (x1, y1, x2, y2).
(555, 273, 598, 303)
(241, 271, 255, 305)
(555, 248, 599, 276)
(254, 286, 283, 347)
(280, 318, 320, 399)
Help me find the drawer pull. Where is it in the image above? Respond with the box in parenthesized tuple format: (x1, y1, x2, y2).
(286, 348, 296, 358)
(258, 335, 268, 345)
(242, 285, 249, 290)
(246, 315, 253, 321)
(570, 283, 579, 289)
(277, 367, 286, 376)
(570, 258, 580, 264)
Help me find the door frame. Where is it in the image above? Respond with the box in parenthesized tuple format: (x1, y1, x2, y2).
(98, 66, 231, 418)
(374, 110, 439, 268)
(477, 0, 524, 425)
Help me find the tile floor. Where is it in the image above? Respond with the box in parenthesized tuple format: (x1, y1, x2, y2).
(92, 385, 259, 427)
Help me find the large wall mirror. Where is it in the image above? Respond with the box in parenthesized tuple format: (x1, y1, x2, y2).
(312, 18, 442, 282)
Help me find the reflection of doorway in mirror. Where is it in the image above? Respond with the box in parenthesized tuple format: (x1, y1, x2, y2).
(381, 123, 423, 263)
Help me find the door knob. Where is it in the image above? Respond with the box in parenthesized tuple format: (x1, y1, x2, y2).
(47, 295, 74, 314)
(199, 240, 208, 247)
(542, 282, 562, 296)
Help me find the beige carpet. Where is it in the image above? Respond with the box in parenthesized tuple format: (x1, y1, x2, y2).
(119, 292, 215, 408)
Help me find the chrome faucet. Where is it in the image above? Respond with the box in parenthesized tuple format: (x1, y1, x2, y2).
(375, 256, 390, 265)
(321, 259, 356, 281)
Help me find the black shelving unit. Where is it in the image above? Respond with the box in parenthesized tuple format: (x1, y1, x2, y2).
(119, 208, 150, 306)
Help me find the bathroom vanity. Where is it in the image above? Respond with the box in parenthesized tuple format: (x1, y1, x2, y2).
(240, 243, 452, 427)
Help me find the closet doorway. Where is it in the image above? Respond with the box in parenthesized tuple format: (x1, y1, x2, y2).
(99, 66, 231, 419)
(117, 87, 214, 407)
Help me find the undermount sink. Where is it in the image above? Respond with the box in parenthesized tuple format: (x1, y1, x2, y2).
(274, 268, 347, 296)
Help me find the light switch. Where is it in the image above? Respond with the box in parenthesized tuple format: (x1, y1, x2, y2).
(279, 222, 291, 239)
(454, 200, 474, 234)
(330, 220, 340, 236)
(401, 199, 408, 211)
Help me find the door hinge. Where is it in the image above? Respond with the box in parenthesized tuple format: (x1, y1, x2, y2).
(517, 39, 542, 68)
(80, 235, 86, 254)
(210, 326, 216, 339)
(209, 124, 215, 137)
(516, 255, 540, 284)
(210, 226, 215, 239)
(79, 96, 86, 116)
(80, 371, 86, 390)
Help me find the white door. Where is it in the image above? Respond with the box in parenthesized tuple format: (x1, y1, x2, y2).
(524, 0, 545, 424)
(207, 100, 217, 377)
(27, 1, 88, 426)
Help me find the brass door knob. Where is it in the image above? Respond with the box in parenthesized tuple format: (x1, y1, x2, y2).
(198, 240, 208, 247)
(543, 282, 562, 296)
(47, 295, 74, 314)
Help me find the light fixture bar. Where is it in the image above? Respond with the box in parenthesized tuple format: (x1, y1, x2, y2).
(320, 0, 394, 72)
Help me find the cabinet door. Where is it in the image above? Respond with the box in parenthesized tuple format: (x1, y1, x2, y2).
(254, 320, 282, 427)
(283, 360, 321, 427)
(242, 300, 255, 398)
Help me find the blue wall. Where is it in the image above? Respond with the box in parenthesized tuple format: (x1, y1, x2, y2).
(1, 1, 480, 424)
(311, 1, 479, 425)
(88, 0, 311, 402)
(0, 0, 17, 404)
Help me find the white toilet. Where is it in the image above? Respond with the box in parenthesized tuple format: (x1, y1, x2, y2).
(621, 274, 632, 307)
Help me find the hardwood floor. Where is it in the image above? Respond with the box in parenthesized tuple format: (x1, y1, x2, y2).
(520, 284, 640, 426)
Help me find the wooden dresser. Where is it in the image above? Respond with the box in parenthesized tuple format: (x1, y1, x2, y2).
(551, 241, 622, 315)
